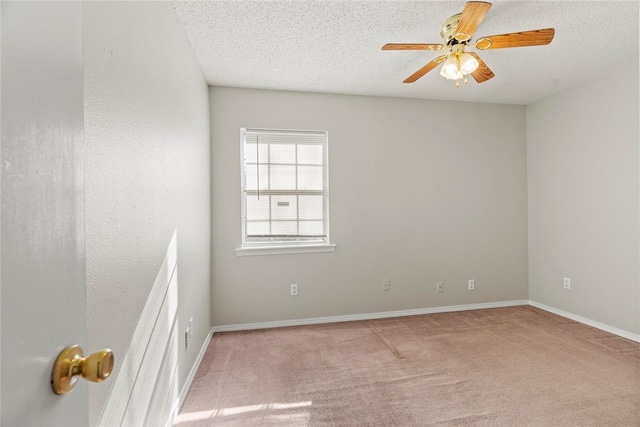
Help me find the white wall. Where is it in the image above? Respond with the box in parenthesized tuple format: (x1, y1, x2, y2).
(527, 62, 639, 334)
(84, 2, 210, 424)
(210, 87, 528, 326)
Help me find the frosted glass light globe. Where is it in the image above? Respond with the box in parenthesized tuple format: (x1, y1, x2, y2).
(459, 52, 479, 75)
(439, 55, 460, 79)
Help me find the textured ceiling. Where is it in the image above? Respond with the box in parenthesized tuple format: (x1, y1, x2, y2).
(173, 1, 639, 105)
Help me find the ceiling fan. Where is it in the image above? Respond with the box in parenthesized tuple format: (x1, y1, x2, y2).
(382, 1, 555, 87)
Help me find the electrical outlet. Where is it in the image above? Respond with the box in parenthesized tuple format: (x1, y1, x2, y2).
(436, 281, 444, 293)
(563, 277, 571, 290)
(468, 279, 475, 291)
(291, 283, 299, 296)
(382, 279, 390, 291)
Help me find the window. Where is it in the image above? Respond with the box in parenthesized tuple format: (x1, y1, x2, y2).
(238, 128, 334, 255)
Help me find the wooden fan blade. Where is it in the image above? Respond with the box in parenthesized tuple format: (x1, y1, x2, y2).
(403, 55, 447, 83)
(475, 28, 555, 50)
(468, 52, 494, 83)
(455, 1, 492, 42)
(382, 43, 444, 51)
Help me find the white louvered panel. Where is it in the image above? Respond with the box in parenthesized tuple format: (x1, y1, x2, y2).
(121, 271, 178, 426)
(98, 232, 179, 427)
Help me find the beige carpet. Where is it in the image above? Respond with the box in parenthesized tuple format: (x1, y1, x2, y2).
(176, 306, 640, 426)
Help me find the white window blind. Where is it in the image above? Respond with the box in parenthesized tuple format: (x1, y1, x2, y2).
(241, 128, 329, 246)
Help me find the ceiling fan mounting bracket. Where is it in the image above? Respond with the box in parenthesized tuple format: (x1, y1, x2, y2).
(475, 37, 492, 49)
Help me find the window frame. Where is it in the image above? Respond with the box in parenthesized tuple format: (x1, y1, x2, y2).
(237, 128, 335, 256)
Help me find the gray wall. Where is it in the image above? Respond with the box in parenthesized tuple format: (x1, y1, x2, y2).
(210, 87, 528, 326)
(527, 62, 639, 334)
(84, 2, 211, 423)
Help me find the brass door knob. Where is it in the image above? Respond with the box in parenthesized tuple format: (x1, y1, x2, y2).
(51, 345, 114, 395)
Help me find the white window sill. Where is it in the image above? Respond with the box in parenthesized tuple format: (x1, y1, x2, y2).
(236, 243, 337, 257)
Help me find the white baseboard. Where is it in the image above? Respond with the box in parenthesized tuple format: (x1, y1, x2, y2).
(167, 328, 214, 427)
(213, 300, 530, 333)
(529, 300, 640, 343)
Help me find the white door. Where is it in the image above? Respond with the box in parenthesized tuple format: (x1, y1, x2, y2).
(1, 2, 89, 425)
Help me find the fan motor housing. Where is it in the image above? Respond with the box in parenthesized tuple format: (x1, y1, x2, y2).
(440, 13, 468, 45)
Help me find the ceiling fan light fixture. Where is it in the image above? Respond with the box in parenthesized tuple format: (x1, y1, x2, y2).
(439, 50, 479, 81)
